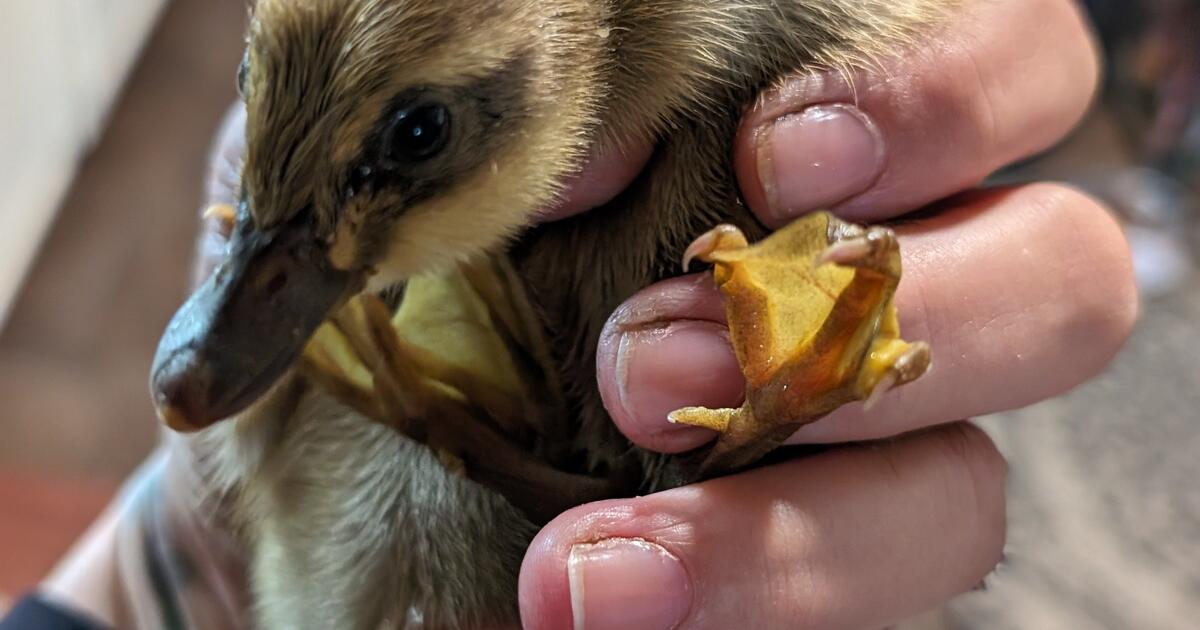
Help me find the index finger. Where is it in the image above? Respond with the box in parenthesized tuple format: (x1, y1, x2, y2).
(735, 0, 1100, 226)
(520, 422, 1007, 630)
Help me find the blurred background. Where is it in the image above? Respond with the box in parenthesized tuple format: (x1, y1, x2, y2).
(0, 0, 1196, 626)
(0, 0, 247, 606)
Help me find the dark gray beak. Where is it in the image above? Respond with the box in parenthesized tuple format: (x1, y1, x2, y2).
(150, 207, 362, 432)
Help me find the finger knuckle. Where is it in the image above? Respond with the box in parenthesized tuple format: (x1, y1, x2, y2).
(1032, 183, 1140, 376)
(932, 422, 1008, 497)
(928, 423, 1008, 560)
(936, 0, 1102, 172)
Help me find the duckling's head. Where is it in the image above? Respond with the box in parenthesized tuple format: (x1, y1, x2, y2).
(151, 0, 609, 431)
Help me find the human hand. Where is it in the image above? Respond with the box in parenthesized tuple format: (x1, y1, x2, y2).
(518, 1, 1136, 629)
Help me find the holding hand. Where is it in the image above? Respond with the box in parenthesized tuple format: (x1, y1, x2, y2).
(521, 1, 1134, 629)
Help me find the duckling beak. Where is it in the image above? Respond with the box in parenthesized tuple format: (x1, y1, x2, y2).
(149, 208, 363, 432)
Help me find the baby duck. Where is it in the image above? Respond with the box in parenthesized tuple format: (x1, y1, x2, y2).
(150, 1, 948, 627)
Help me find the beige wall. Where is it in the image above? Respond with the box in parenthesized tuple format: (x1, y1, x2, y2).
(0, 1, 167, 323)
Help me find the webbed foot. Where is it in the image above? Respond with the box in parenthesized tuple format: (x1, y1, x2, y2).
(670, 212, 930, 478)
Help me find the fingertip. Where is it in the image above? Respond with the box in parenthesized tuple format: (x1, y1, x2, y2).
(735, 96, 886, 227)
(733, 0, 1102, 225)
(524, 426, 1012, 630)
(596, 276, 739, 453)
(518, 524, 574, 630)
(520, 502, 652, 630)
(1029, 183, 1139, 370)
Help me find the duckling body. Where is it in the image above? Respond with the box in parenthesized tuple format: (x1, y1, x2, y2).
(158, 1, 950, 627)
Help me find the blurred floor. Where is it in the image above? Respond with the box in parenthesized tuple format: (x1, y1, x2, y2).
(0, 0, 244, 596)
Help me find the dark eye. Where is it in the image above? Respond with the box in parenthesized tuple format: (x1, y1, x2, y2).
(387, 103, 450, 161)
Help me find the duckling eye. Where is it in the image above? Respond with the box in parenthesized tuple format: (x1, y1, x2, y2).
(386, 103, 450, 162)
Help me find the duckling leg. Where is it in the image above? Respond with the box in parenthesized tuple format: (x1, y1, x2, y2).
(859, 325, 932, 411)
(319, 295, 464, 456)
(303, 294, 630, 522)
(811, 225, 931, 410)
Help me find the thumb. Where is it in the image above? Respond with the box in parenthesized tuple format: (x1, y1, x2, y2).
(536, 138, 654, 222)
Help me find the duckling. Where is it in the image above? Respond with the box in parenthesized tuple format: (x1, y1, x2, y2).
(151, 1, 949, 627)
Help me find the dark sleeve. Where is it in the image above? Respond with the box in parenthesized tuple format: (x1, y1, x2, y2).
(0, 594, 109, 630)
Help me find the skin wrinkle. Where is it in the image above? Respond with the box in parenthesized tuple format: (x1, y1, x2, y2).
(1006, 188, 1115, 383)
(961, 43, 1000, 175)
(885, 426, 1004, 615)
(607, 275, 728, 333)
(759, 498, 821, 627)
(945, 424, 1008, 577)
(746, 472, 825, 626)
(858, 427, 984, 605)
(803, 430, 1000, 626)
(931, 426, 986, 564)
(643, 489, 810, 628)
(1045, 186, 1138, 369)
(892, 236, 937, 374)
(946, 200, 1077, 394)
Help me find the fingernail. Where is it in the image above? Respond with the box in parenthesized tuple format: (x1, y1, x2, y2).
(757, 104, 884, 223)
(568, 539, 691, 630)
(615, 321, 743, 439)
